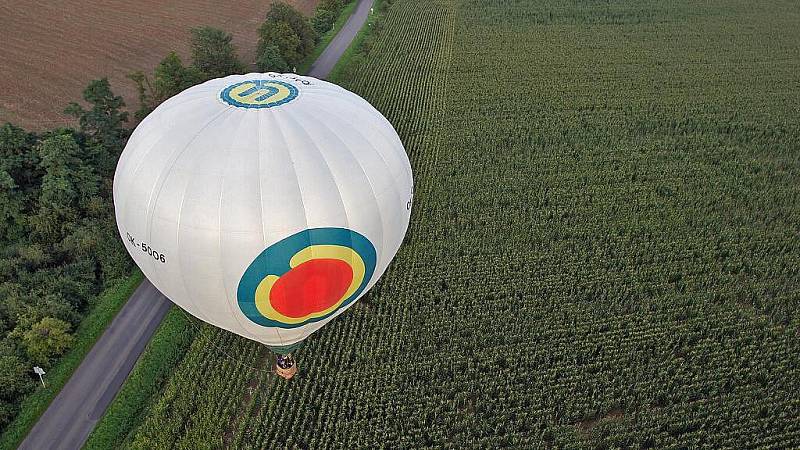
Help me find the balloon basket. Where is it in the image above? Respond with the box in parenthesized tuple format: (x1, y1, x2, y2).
(276, 363, 297, 380)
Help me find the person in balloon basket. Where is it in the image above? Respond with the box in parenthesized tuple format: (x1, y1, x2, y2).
(276, 354, 295, 370)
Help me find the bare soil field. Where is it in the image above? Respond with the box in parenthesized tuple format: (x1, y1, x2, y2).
(0, 0, 318, 130)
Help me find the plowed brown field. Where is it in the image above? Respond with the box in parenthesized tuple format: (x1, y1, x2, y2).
(0, 0, 318, 130)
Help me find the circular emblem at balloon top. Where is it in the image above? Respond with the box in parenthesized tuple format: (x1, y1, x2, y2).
(237, 228, 377, 328)
(220, 79, 299, 109)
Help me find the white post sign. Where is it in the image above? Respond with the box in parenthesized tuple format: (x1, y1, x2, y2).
(33, 366, 46, 387)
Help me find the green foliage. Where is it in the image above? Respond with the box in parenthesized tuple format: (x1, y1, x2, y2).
(257, 2, 317, 69)
(255, 45, 289, 72)
(64, 78, 129, 156)
(0, 355, 29, 431)
(319, 0, 345, 10)
(190, 26, 246, 80)
(30, 134, 100, 244)
(129, 52, 204, 120)
(0, 124, 40, 195)
(0, 171, 25, 244)
(20, 318, 73, 366)
(312, 0, 348, 35)
(311, 8, 337, 35)
(0, 355, 29, 404)
(258, 21, 303, 69)
(0, 81, 132, 435)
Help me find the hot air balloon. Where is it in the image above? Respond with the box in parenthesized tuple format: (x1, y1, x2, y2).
(113, 73, 413, 379)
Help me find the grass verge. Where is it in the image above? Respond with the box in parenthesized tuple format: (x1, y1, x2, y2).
(83, 308, 195, 449)
(327, 0, 385, 82)
(0, 271, 144, 450)
(297, 0, 359, 74)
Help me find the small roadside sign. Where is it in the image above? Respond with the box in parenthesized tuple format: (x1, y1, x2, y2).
(33, 366, 46, 387)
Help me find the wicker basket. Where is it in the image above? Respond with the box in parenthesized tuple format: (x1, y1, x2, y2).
(276, 364, 298, 380)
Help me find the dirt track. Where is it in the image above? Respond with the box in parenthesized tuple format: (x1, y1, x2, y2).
(0, 0, 317, 130)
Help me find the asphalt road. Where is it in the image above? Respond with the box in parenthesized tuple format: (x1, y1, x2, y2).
(19, 2, 374, 449)
(309, 0, 374, 79)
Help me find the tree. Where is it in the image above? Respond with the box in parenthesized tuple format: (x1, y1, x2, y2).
(190, 26, 246, 79)
(319, 0, 345, 10)
(258, 21, 303, 68)
(0, 353, 30, 428)
(257, 2, 317, 68)
(0, 170, 25, 243)
(64, 78, 129, 153)
(312, 0, 347, 35)
(30, 134, 100, 244)
(21, 317, 74, 366)
(64, 79, 130, 178)
(0, 123, 41, 193)
(256, 44, 290, 72)
(130, 52, 204, 120)
(0, 354, 29, 402)
(311, 8, 336, 35)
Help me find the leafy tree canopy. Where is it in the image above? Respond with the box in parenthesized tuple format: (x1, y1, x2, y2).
(130, 52, 204, 120)
(256, 44, 290, 72)
(21, 317, 74, 366)
(257, 2, 317, 68)
(64, 78, 129, 154)
(190, 26, 246, 80)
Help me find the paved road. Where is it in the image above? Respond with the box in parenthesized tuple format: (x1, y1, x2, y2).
(19, 282, 171, 450)
(19, 3, 374, 449)
(309, 0, 375, 79)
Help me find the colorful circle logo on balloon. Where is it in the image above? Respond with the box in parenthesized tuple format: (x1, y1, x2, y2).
(220, 80, 299, 108)
(237, 228, 377, 328)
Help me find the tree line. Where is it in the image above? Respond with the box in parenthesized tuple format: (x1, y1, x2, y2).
(132, 0, 349, 119)
(0, 0, 348, 431)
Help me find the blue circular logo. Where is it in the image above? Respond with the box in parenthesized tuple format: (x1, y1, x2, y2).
(237, 228, 377, 329)
(220, 80, 299, 109)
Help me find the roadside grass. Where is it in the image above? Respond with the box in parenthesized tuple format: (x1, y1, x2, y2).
(327, 0, 384, 81)
(297, 0, 358, 74)
(83, 308, 194, 450)
(0, 271, 144, 450)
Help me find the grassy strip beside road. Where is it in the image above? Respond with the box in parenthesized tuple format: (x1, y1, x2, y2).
(0, 272, 144, 450)
(327, 0, 383, 81)
(83, 308, 194, 449)
(297, 0, 358, 74)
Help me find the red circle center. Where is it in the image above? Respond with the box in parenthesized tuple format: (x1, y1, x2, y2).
(269, 258, 354, 318)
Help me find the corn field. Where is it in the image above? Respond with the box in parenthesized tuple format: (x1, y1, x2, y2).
(114, 0, 799, 447)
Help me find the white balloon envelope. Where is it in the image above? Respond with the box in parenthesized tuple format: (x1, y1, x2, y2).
(113, 73, 413, 350)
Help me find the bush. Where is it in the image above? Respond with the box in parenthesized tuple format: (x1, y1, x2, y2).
(129, 52, 204, 120)
(256, 2, 317, 69)
(256, 45, 290, 72)
(190, 26, 246, 79)
(21, 318, 74, 366)
(311, 9, 337, 35)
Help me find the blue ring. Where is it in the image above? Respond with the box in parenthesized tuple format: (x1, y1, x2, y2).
(220, 80, 299, 109)
(237, 228, 377, 329)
